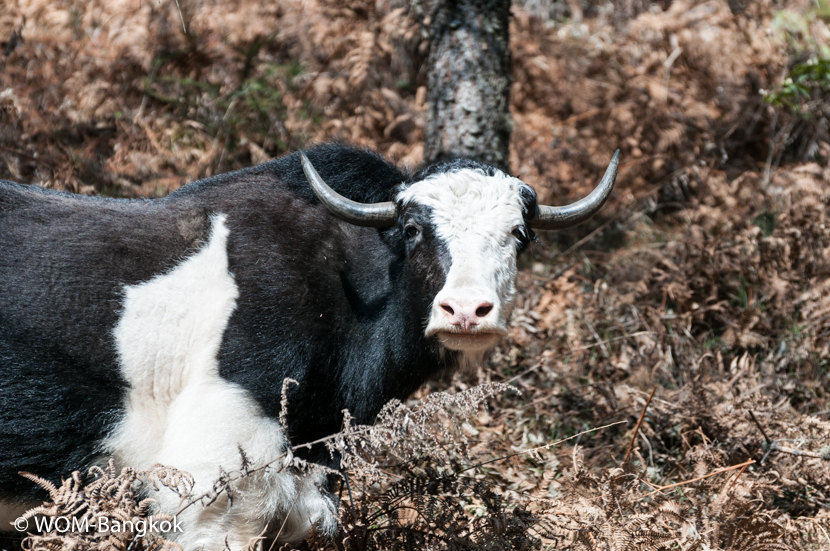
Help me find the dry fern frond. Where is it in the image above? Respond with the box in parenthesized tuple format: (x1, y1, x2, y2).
(19, 460, 192, 551)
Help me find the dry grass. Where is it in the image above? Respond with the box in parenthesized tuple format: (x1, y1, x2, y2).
(17, 461, 192, 551)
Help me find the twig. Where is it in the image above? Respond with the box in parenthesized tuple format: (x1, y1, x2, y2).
(642, 459, 755, 498)
(748, 410, 772, 445)
(639, 430, 654, 467)
(342, 470, 357, 519)
(459, 420, 627, 473)
(558, 108, 607, 126)
(245, 523, 270, 551)
(624, 386, 656, 465)
(175, 427, 374, 515)
(270, 487, 301, 551)
(661, 46, 682, 104)
(769, 443, 829, 460)
(173, 0, 187, 34)
(816, 521, 830, 547)
(720, 461, 749, 497)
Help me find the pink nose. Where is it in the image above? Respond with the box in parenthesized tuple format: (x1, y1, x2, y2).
(439, 300, 494, 332)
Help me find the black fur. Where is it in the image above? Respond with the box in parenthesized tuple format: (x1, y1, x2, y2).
(0, 144, 536, 501)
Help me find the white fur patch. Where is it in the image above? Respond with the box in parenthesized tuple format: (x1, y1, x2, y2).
(397, 169, 529, 363)
(104, 215, 336, 550)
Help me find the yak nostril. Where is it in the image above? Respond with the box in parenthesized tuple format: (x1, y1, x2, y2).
(475, 304, 493, 318)
(441, 303, 455, 316)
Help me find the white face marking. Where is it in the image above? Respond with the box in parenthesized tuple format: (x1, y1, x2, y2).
(397, 168, 530, 362)
(104, 214, 336, 549)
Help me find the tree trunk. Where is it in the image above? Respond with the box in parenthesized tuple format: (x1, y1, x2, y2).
(424, 0, 512, 170)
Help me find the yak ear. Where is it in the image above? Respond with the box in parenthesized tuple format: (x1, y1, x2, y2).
(300, 152, 397, 228)
(518, 182, 538, 219)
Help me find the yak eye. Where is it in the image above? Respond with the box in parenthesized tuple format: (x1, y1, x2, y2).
(404, 224, 420, 240)
(512, 227, 525, 241)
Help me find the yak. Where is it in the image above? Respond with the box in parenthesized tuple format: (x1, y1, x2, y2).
(0, 144, 618, 549)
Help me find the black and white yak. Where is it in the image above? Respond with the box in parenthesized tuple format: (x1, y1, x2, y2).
(0, 144, 618, 549)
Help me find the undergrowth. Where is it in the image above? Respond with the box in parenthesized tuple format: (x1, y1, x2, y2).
(12, 375, 830, 551)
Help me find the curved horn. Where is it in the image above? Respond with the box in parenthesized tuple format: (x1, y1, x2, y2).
(300, 152, 396, 228)
(531, 150, 620, 230)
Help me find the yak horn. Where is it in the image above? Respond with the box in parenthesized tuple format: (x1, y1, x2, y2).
(531, 150, 620, 230)
(300, 152, 397, 228)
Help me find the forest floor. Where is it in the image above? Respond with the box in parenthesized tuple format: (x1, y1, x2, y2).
(1, 0, 829, 549)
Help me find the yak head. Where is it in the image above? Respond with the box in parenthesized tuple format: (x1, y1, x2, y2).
(300, 151, 619, 365)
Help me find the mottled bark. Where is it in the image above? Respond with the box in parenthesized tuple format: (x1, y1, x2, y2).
(424, 0, 512, 170)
